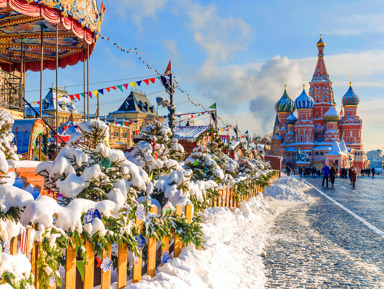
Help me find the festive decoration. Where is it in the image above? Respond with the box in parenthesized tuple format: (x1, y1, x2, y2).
(135, 234, 146, 251)
(135, 204, 146, 221)
(161, 251, 171, 265)
(84, 208, 101, 224)
(100, 257, 113, 273)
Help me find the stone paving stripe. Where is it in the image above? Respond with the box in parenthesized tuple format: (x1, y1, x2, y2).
(305, 181, 384, 238)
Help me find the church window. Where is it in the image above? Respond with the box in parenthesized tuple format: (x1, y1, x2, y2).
(301, 136, 303, 142)
(320, 152, 324, 156)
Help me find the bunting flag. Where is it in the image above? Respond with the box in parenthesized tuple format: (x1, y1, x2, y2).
(97, 33, 234, 130)
(49, 76, 161, 103)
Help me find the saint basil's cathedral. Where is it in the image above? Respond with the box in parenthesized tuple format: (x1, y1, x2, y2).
(272, 35, 369, 172)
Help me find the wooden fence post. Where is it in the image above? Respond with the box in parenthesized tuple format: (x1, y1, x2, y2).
(117, 243, 128, 289)
(147, 206, 157, 278)
(65, 241, 76, 289)
(100, 244, 112, 289)
(225, 185, 231, 208)
(10, 237, 17, 255)
(132, 219, 144, 283)
(174, 205, 183, 258)
(83, 240, 94, 289)
(185, 204, 192, 224)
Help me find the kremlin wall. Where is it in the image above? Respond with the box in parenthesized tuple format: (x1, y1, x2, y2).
(272, 35, 369, 172)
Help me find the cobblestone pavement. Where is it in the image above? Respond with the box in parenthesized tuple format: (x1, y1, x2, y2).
(264, 177, 384, 288)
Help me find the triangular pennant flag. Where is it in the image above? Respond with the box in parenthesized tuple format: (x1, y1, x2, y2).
(123, 83, 129, 90)
(136, 81, 142, 86)
(129, 82, 136, 88)
(111, 86, 117, 90)
(209, 103, 216, 109)
(164, 60, 171, 76)
(98, 89, 104, 95)
(68, 95, 75, 100)
(76, 261, 85, 282)
(80, 93, 85, 98)
(88, 92, 93, 98)
(37, 101, 41, 105)
(92, 90, 98, 98)
(117, 85, 123, 92)
(150, 78, 156, 83)
(106, 87, 111, 92)
(75, 94, 80, 101)
(143, 79, 149, 85)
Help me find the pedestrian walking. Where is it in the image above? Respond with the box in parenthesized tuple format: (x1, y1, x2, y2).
(330, 165, 337, 189)
(348, 168, 352, 184)
(372, 167, 375, 178)
(299, 167, 303, 177)
(351, 166, 357, 189)
(322, 164, 330, 189)
(286, 167, 291, 176)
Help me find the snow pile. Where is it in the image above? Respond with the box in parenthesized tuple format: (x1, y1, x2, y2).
(130, 198, 274, 289)
(264, 177, 309, 201)
(0, 252, 33, 288)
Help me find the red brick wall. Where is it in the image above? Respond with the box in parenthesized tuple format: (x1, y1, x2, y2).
(265, 155, 283, 172)
(8, 167, 46, 194)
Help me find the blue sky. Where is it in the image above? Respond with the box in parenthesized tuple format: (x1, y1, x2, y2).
(25, 0, 384, 150)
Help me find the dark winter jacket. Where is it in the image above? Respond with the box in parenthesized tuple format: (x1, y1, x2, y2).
(351, 169, 357, 182)
(330, 167, 337, 178)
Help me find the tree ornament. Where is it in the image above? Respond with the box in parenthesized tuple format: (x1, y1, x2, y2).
(100, 257, 113, 273)
(99, 158, 111, 169)
(135, 204, 146, 221)
(161, 251, 171, 265)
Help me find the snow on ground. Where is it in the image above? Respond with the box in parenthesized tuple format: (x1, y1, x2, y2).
(128, 177, 309, 289)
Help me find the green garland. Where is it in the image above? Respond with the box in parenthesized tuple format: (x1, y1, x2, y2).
(1, 272, 34, 289)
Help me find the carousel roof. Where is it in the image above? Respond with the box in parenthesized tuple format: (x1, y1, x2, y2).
(0, 0, 106, 72)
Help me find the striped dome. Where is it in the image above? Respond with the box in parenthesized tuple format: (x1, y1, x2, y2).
(286, 112, 297, 125)
(295, 88, 314, 110)
(342, 84, 359, 106)
(323, 106, 340, 122)
(275, 88, 295, 113)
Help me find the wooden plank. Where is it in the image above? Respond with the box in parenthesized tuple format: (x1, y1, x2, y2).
(65, 242, 76, 289)
(132, 219, 144, 283)
(117, 243, 128, 289)
(174, 205, 183, 258)
(83, 240, 95, 289)
(226, 185, 230, 207)
(100, 244, 112, 289)
(185, 204, 192, 224)
(10, 237, 17, 255)
(33, 244, 39, 289)
(147, 206, 158, 278)
(25, 227, 32, 257)
(161, 236, 170, 257)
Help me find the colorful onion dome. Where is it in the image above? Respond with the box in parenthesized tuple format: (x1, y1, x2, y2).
(323, 106, 340, 122)
(317, 34, 325, 47)
(286, 112, 297, 125)
(295, 88, 314, 110)
(275, 87, 295, 113)
(342, 83, 360, 106)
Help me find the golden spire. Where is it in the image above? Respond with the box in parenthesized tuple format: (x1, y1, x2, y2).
(284, 76, 287, 90)
(303, 77, 306, 89)
(349, 73, 352, 86)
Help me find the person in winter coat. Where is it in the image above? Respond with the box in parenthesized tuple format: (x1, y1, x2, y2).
(322, 164, 330, 189)
(330, 166, 337, 189)
(372, 167, 375, 178)
(351, 167, 357, 189)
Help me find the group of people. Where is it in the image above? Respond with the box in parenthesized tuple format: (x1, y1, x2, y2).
(322, 165, 358, 189)
(361, 168, 376, 177)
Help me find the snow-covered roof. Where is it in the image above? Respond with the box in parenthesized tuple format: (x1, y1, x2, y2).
(339, 139, 349, 154)
(326, 141, 345, 156)
(174, 125, 210, 141)
(230, 141, 241, 150)
(111, 90, 156, 115)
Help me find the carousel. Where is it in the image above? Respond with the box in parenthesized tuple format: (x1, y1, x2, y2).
(0, 0, 105, 159)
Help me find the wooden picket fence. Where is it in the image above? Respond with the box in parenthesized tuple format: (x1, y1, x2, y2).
(7, 182, 265, 289)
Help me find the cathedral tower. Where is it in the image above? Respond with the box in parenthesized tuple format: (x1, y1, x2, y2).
(309, 35, 335, 141)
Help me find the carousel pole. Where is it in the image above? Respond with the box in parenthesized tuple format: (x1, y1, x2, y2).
(87, 43, 89, 120)
(55, 24, 59, 156)
(20, 39, 24, 118)
(40, 25, 43, 117)
(83, 46, 86, 121)
(39, 25, 44, 161)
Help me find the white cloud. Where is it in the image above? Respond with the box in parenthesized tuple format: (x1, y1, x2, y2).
(327, 13, 384, 36)
(114, 0, 168, 29)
